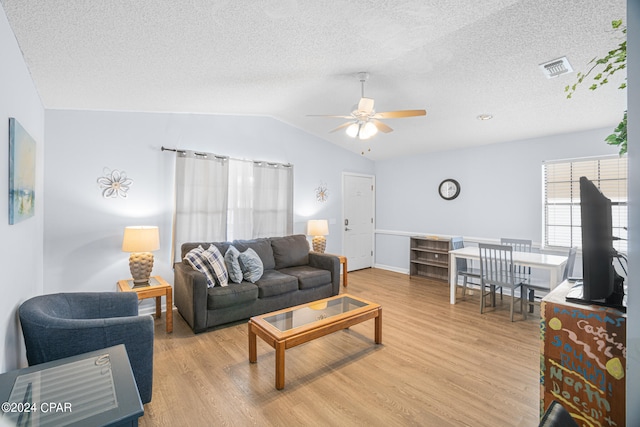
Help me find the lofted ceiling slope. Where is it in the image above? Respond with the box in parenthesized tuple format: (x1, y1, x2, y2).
(1, 0, 627, 160)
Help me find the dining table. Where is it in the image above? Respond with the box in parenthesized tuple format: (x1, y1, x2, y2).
(448, 246, 568, 304)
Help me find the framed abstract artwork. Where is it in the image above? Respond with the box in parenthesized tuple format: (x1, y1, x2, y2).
(9, 118, 36, 224)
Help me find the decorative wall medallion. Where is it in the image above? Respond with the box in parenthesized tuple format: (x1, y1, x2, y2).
(315, 182, 329, 202)
(98, 168, 132, 198)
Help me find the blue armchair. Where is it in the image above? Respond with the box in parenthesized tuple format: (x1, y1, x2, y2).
(19, 292, 154, 404)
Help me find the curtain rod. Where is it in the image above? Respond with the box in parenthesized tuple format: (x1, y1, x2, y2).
(161, 146, 226, 160)
(160, 146, 185, 154)
(161, 146, 292, 168)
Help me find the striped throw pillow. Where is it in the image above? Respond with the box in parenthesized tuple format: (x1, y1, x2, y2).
(201, 244, 228, 287)
(184, 245, 229, 288)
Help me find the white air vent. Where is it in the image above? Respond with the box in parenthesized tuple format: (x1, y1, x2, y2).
(539, 57, 573, 78)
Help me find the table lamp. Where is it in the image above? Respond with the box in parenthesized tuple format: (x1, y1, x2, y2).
(307, 219, 329, 253)
(122, 226, 160, 286)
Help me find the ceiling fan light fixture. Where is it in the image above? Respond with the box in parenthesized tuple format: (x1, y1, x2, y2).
(349, 122, 368, 140)
(346, 122, 359, 138)
(313, 72, 426, 147)
(362, 121, 378, 138)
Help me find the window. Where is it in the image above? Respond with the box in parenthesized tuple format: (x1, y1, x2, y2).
(173, 151, 293, 261)
(543, 155, 627, 253)
(227, 159, 293, 241)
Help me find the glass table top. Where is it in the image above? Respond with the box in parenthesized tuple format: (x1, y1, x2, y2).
(263, 296, 369, 332)
(3, 354, 117, 426)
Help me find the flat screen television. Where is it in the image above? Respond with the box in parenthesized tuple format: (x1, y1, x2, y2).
(566, 176, 624, 310)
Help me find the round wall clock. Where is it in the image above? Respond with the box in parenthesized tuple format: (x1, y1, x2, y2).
(438, 179, 460, 200)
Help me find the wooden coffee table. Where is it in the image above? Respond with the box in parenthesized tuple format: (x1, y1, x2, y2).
(248, 294, 382, 389)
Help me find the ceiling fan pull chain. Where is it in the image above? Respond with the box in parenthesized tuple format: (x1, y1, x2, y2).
(357, 71, 369, 99)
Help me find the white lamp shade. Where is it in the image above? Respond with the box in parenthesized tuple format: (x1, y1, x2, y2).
(346, 123, 359, 138)
(307, 219, 329, 236)
(122, 226, 160, 252)
(362, 121, 378, 138)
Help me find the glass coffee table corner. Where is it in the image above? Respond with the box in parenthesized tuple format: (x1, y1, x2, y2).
(248, 293, 382, 389)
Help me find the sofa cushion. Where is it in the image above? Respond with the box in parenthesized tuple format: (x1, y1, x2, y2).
(224, 245, 243, 284)
(184, 246, 226, 288)
(254, 270, 299, 298)
(238, 248, 264, 283)
(232, 238, 276, 270)
(207, 282, 258, 310)
(271, 235, 310, 269)
(278, 266, 331, 290)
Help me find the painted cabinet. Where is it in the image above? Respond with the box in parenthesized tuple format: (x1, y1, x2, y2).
(540, 280, 626, 426)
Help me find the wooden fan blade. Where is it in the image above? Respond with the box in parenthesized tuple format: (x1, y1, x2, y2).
(371, 119, 393, 133)
(358, 97, 375, 113)
(329, 122, 354, 133)
(374, 109, 427, 119)
(307, 114, 354, 119)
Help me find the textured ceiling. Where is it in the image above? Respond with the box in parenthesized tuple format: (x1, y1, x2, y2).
(1, 0, 627, 160)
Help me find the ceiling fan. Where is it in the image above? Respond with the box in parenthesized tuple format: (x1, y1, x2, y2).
(309, 72, 427, 140)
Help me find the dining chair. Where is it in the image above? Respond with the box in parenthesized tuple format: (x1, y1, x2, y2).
(500, 237, 533, 301)
(500, 237, 533, 275)
(523, 246, 577, 317)
(563, 246, 578, 281)
(450, 237, 481, 298)
(500, 238, 532, 253)
(478, 243, 525, 321)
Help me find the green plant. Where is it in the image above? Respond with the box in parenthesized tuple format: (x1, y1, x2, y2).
(565, 19, 627, 155)
(605, 111, 627, 155)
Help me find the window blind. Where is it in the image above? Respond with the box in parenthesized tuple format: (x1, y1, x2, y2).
(543, 155, 628, 253)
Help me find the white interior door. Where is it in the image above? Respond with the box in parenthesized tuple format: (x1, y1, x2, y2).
(343, 173, 374, 271)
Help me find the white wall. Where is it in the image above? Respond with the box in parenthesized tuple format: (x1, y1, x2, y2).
(626, 0, 639, 423)
(0, 6, 45, 371)
(374, 127, 620, 272)
(43, 110, 374, 303)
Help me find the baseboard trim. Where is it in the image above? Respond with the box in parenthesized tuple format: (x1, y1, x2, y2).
(374, 263, 409, 275)
(138, 304, 166, 317)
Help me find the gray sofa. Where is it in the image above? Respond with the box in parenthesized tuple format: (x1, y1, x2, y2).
(174, 234, 340, 333)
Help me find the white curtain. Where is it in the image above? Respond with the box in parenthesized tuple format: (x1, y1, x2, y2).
(253, 162, 293, 238)
(173, 152, 293, 258)
(173, 151, 229, 261)
(226, 160, 293, 240)
(227, 159, 254, 241)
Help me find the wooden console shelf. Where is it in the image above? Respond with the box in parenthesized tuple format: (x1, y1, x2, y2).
(409, 236, 451, 282)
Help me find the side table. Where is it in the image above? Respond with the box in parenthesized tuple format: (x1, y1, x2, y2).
(117, 276, 173, 333)
(0, 344, 143, 426)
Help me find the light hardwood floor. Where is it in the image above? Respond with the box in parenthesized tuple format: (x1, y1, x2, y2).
(140, 268, 541, 427)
